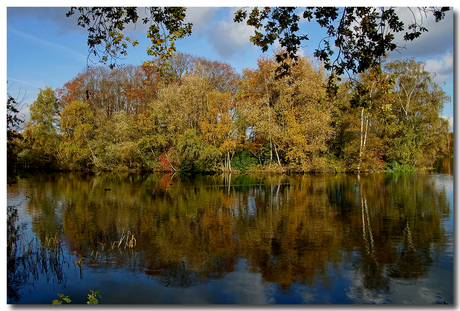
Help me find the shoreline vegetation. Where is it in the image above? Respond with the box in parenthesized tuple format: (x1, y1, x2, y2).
(7, 53, 452, 175)
(6, 157, 450, 179)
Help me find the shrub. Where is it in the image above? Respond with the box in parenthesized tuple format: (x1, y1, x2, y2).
(231, 150, 259, 171)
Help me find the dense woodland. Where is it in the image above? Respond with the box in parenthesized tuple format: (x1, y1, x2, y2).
(7, 53, 452, 174)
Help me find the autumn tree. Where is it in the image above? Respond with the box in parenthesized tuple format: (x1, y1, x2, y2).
(57, 65, 158, 117)
(147, 55, 240, 172)
(237, 54, 334, 172)
(20, 87, 61, 168)
(136, 102, 171, 171)
(66, 7, 192, 68)
(60, 100, 97, 170)
(334, 67, 393, 172)
(237, 56, 283, 168)
(68, 7, 449, 92)
(153, 52, 240, 92)
(443, 132, 453, 155)
(199, 90, 239, 172)
(235, 7, 450, 89)
(384, 58, 450, 168)
(278, 57, 335, 172)
(151, 74, 221, 172)
(54, 53, 241, 172)
(14, 47, 451, 173)
(93, 110, 143, 170)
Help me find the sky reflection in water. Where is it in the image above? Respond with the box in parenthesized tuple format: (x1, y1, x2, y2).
(7, 159, 453, 304)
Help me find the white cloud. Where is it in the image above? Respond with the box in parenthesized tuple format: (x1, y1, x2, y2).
(215, 263, 270, 304)
(441, 116, 454, 132)
(185, 7, 218, 36)
(300, 291, 316, 303)
(345, 270, 392, 304)
(272, 39, 310, 59)
(425, 51, 453, 84)
(389, 7, 453, 59)
(205, 8, 256, 59)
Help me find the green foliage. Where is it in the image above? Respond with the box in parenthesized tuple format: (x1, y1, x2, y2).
(59, 100, 96, 170)
(330, 58, 449, 172)
(87, 290, 101, 304)
(175, 129, 220, 172)
(52, 293, 71, 304)
(69, 6, 449, 96)
(257, 146, 274, 166)
(385, 161, 416, 172)
(231, 150, 259, 171)
(19, 87, 61, 169)
(234, 7, 450, 92)
(15, 51, 450, 174)
(66, 7, 192, 69)
(51, 290, 101, 304)
(29, 87, 60, 132)
(384, 58, 450, 168)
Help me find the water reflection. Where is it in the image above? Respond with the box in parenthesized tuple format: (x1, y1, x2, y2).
(7, 165, 453, 304)
(433, 157, 454, 175)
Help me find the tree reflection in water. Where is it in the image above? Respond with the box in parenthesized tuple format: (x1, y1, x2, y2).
(7, 204, 69, 303)
(7, 169, 452, 303)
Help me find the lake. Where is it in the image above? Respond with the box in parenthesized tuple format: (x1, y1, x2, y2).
(7, 158, 453, 304)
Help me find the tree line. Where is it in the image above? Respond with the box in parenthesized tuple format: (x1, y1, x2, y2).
(8, 52, 451, 173)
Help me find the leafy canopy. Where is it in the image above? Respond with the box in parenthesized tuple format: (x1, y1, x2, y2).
(234, 7, 450, 88)
(68, 6, 450, 81)
(66, 7, 192, 69)
(67, 7, 450, 93)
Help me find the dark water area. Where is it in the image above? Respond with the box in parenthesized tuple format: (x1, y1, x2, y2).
(7, 158, 454, 304)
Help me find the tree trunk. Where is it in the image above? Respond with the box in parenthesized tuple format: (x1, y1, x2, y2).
(358, 107, 365, 172)
(164, 152, 176, 172)
(274, 143, 282, 170)
(269, 138, 273, 163)
(227, 151, 232, 172)
(358, 107, 370, 173)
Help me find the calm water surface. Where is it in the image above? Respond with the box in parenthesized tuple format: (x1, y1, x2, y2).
(7, 158, 454, 304)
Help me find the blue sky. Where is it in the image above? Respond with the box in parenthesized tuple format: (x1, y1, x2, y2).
(4, 6, 455, 129)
